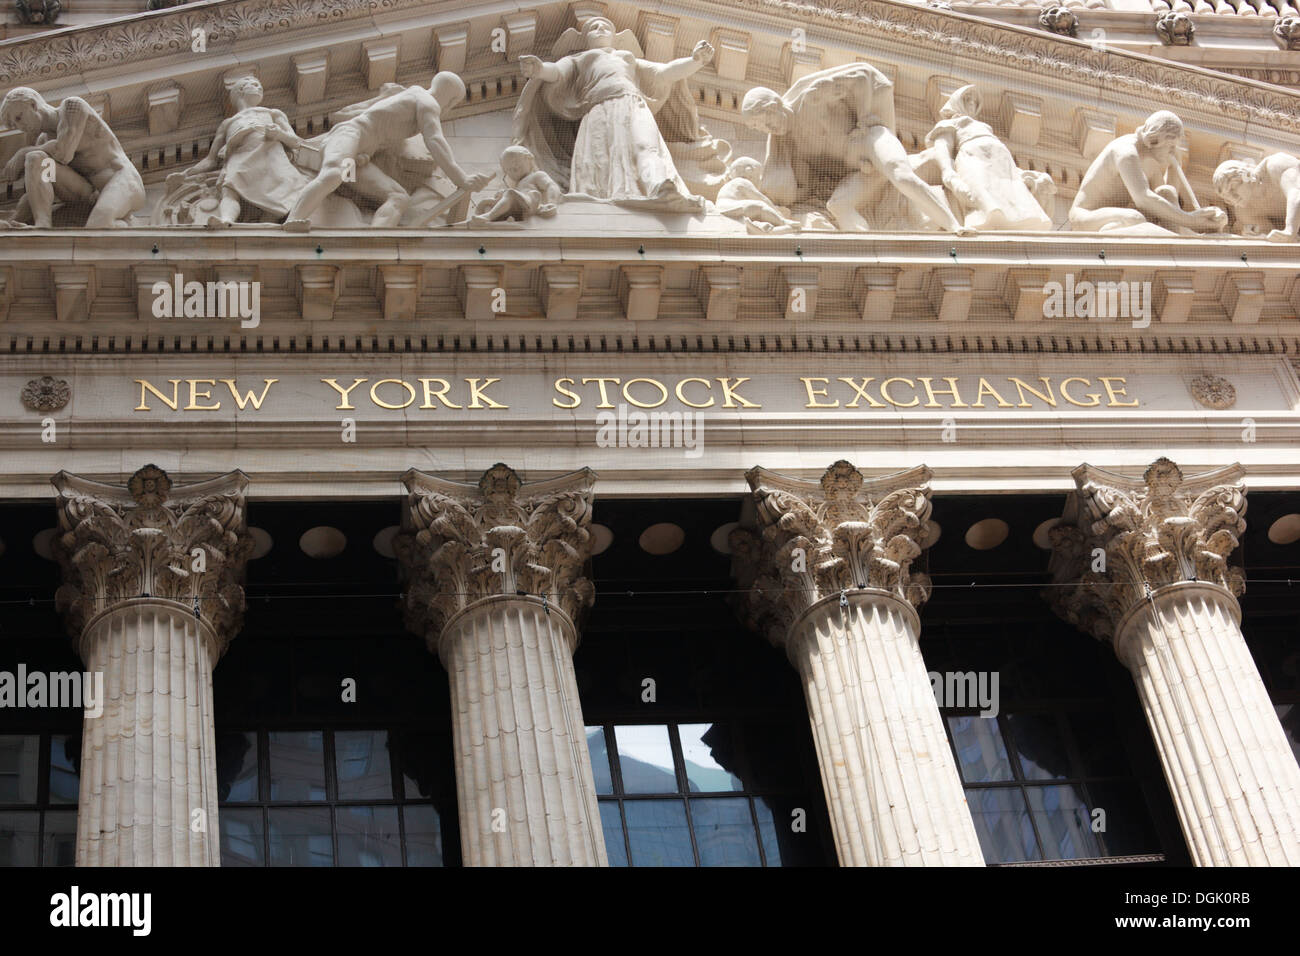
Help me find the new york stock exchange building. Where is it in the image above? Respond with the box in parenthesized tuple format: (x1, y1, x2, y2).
(0, 0, 1298, 884)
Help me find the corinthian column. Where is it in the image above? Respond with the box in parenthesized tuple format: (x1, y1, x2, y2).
(1048, 458, 1300, 866)
(396, 463, 606, 866)
(731, 461, 983, 867)
(52, 464, 252, 867)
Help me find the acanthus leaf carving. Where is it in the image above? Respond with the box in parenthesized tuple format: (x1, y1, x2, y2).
(396, 463, 597, 653)
(1046, 457, 1246, 645)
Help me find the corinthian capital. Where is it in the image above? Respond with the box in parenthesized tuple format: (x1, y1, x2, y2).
(1047, 458, 1247, 642)
(51, 465, 253, 653)
(396, 463, 597, 650)
(731, 461, 934, 647)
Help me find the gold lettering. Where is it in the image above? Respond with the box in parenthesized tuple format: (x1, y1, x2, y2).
(716, 377, 760, 408)
(880, 377, 919, 407)
(1099, 377, 1139, 408)
(552, 377, 581, 409)
(135, 379, 181, 411)
(580, 377, 621, 409)
(466, 377, 507, 409)
(972, 378, 1013, 409)
(801, 377, 839, 408)
(419, 378, 462, 410)
(674, 378, 714, 408)
(322, 377, 368, 410)
(918, 377, 969, 408)
(622, 378, 668, 409)
(1060, 377, 1101, 407)
(222, 379, 277, 410)
(837, 377, 886, 408)
(185, 379, 221, 411)
(1008, 377, 1057, 408)
(370, 379, 416, 410)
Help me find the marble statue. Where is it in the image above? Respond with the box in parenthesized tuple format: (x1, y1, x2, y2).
(15, 0, 60, 25)
(1069, 111, 1227, 235)
(513, 16, 719, 213)
(923, 85, 1052, 231)
(0, 87, 145, 229)
(739, 63, 971, 234)
(1213, 153, 1300, 242)
(714, 156, 799, 233)
(283, 71, 491, 231)
(468, 145, 562, 224)
(1156, 11, 1195, 46)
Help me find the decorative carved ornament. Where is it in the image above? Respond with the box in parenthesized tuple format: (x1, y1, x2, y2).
(1189, 374, 1236, 410)
(0, 0, 1297, 134)
(395, 463, 597, 653)
(51, 465, 254, 653)
(15, 0, 61, 26)
(1046, 458, 1246, 644)
(1276, 16, 1300, 51)
(730, 461, 934, 649)
(1155, 11, 1195, 47)
(21, 375, 69, 411)
(1038, 6, 1078, 39)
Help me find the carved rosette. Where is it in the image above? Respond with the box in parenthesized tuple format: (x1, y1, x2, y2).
(731, 461, 934, 649)
(1046, 458, 1246, 644)
(396, 463, 597, 654)
(51, 465, 253, 655)
(21, 376, 70, 411)
(1189, 374, 1236, 410)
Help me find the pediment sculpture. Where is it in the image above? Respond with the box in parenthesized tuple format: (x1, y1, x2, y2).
(0, 11, 1295, 241)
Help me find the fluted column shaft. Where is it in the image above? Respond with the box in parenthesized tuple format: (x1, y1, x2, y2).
(397, 463, 606, 867)
(52, 464, 252, 867)
(1049, 457, 1300, 866)
(76, 599, 222, 866)
(789, 591, 984, 866)
(441, 595, 604, 866)
(1115, 583, 1300, 866)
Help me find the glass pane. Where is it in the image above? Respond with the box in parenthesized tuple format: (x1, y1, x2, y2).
(586, 726, 613, 795)
(1082, 782, 1160, 856)
(219, 807, 265, 867)
(1006, 713, 1070, 781)
(41, 811, 76, 867)
(268, 807, 333, 866)
(1069, 712, 1128, 778)
(967, 787, 1038, 863)
(753, 795, 823, 868)
(217, 731, 259, 803)
(946, 716, 1012, 783)
(691, 797, 760, 866)
(268, 731, 326, 801)
(1026, 785, 1101, 860)
(337, 805, 401, 866)
(392, 730, 441, 801)
(0, 736, 39, 804)
(0, 811, 40, 866)
(335, 731, 394, 801)
(598, 802, 627, 866)
(48, 735, 79, 805)
(755, 797, 781, 866)
(402, 805, 443, 867)
(624, 799, 694, 866)
(614, 725, 677, 794)
(679, 724, 743, 793)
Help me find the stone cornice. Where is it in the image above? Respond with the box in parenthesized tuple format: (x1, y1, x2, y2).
(1046, 456, 1247, 644)
(730, 460, 934, 649)
(51, 463, 253, 652)
(395, 462, 597, 656)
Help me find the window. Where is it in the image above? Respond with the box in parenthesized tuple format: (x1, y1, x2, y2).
(216, 728, 448, 866)
(586, 721, 819, 866)
(943, 709, 1160, 864)
(0, 733, 79, 866)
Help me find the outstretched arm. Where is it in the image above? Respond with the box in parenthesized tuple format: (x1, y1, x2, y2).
(419, 103, 489, 190)
(519, 55, 563, 83)
(1118, 150, 1202, 228)
(647, 40, 714, 85)
(186, 121, 229, 175)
